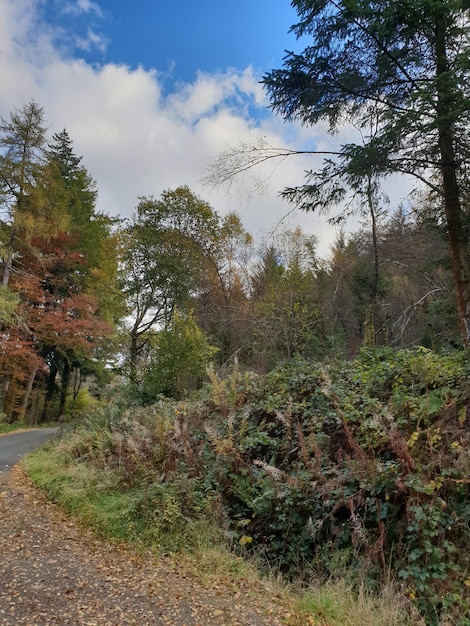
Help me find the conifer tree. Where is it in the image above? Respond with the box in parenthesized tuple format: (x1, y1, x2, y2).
(263, 0, 470, 345)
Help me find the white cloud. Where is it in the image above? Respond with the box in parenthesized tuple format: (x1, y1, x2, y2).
(0, 0, 350, 257)
(74, 27, 109, 53)
(64, 0, 103, 17)
(166, 68, 264, 125)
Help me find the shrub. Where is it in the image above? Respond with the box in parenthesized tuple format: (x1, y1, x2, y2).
(27, 348, 470, 624)
(199, 350, 470, 623)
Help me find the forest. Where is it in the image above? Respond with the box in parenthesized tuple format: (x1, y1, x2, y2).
(3, 0, 470, 623)
(0, 101, 462, 423)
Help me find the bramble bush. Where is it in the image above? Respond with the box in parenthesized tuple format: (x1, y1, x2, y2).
(37, 348, 470, 624)
(198, 348, 470, 624)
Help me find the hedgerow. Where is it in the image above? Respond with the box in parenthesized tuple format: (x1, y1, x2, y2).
(32, 347, 470, 624)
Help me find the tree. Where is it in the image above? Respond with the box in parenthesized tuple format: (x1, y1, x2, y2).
(251, 228, 326, 370)
(0, 107, 118, 422)
(0, 102, 60, 418)
(0, 102, 67, 288)
(37, 130, 121, 418)
(8, 232, 112, 421)
(251, 244, 284, 301)
(321, 208, 457, 353)
(46, 129, 124, 324)
(194, 213, 253, 368)
(121, 186, 219, 386)
(261, 0, 470, 345)
(142, 309, 217, 401)
(380, 204, 457, 348)
(47, 130, 97, 259)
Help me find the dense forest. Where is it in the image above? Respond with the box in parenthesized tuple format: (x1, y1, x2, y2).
(3, 0, 470, 623)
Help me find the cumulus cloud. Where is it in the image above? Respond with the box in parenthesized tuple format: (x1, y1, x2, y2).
(0, 0, 340, 256)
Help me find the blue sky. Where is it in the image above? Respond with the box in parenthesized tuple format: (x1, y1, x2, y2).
(0, 0, 409, 253)
(41, 1, 301, 85)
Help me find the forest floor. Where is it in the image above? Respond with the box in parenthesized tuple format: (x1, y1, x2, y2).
(0, 465, 294, 626)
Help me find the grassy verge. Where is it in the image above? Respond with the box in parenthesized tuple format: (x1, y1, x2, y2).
(0, 421, 57, 434)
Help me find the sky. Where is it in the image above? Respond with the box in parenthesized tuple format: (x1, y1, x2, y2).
(0, 0, 412, 257)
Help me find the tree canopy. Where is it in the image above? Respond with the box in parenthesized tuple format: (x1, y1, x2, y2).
(121, 186, 220, 386)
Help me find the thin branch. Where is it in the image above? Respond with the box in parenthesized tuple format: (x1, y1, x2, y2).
(202, 139, 342, 188)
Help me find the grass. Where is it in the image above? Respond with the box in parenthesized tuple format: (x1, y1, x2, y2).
(0, 421, 57, 434)
(22, 435, 418, 626)
(23, 446, 146, 542)
(292, 581, 423, 626)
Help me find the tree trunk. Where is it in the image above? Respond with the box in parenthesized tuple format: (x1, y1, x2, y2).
(17, 364, 38, 421)
(0, 375, 9, 415)
(130, 331, 138, 385)
(72, 367, 82, 401)
(2, 248, 13, 287)
(58, 359, 71, 417)
(363, 173, 379, 347)
(29, 387, 40, 424)
(435, 18, 470, 346)
(42, 361, 58, 422)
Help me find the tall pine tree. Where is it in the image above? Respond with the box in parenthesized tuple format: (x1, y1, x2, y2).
(263, 0, 470, 345)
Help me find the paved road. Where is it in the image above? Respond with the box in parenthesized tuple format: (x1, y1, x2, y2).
(0, 428, 59, 479)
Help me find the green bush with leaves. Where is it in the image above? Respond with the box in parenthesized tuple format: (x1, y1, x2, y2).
(198, 349, 470, 624)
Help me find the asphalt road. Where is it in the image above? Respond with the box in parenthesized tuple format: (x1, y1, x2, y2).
(0, 428, 59, 479)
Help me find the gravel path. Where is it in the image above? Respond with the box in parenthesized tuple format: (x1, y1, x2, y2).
(0, 465, 291, 626)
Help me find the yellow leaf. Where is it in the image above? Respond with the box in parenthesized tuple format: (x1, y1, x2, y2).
(239, 535, 253, 546)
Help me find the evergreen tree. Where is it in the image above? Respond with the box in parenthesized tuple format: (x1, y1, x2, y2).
(46, 129, 123, 323)
(263, 0, 470, 345)
(0, 101, 57, 287)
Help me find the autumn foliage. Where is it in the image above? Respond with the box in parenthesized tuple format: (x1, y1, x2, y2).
(0, 104, 117, 423)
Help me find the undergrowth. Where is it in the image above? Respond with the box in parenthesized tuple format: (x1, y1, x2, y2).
(24, 347, 470, 625)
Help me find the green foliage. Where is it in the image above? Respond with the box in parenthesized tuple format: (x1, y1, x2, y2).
(0, 416, 33, 432)
(142, 309, 218, 401)
(65, 388, 99, 418)
(251, 229, 327, 369)
(24, 400, 221, 551)
(0, 286, 20, 324)
(121, 186, 220, 385)
(199, 349, 470, 623)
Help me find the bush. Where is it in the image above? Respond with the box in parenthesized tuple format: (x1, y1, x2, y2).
(26, 348, 470, 624)
(199, 349, 470, 624)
